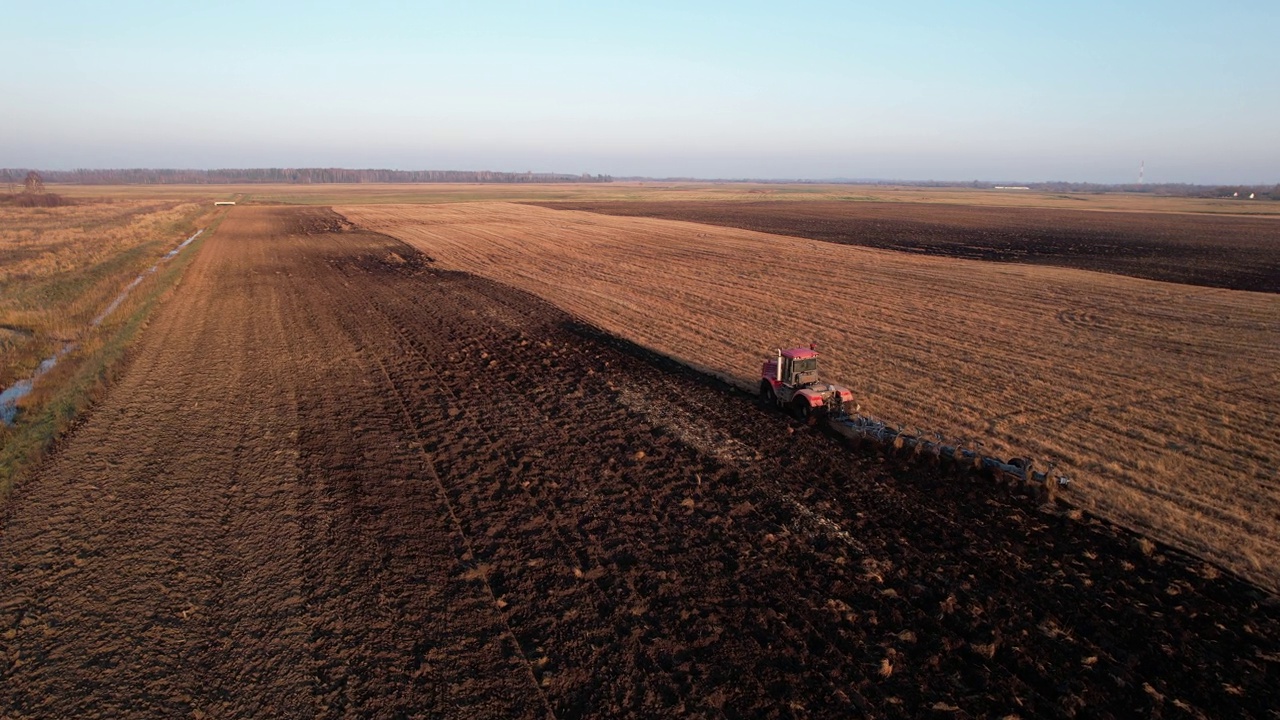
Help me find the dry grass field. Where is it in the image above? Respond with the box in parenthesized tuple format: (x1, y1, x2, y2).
(0, 200, 204, 386)
(342, 201, 1280, 591)
(0, 198, 211, 497)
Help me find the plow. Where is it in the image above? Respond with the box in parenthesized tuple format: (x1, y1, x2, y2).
(760, 345, 1071, 493)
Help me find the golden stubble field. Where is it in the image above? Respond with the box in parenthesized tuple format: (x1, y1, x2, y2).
(342, 201, 1280, 590)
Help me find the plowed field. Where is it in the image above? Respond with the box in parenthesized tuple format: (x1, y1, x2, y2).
(531, 200, 1280, 293)
(2, 206, 1277, 718)
(340, 202, 1280, 593)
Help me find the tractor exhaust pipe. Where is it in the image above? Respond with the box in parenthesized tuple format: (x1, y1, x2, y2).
(776, 348, 783, 382)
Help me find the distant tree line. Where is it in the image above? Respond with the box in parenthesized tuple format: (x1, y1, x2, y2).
(0, 170, 67, 206)
(0, 168, 613, 185)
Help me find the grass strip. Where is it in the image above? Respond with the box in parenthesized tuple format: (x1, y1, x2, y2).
(0, 212, 224, 501)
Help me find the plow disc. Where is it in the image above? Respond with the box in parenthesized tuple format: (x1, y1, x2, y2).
(828, 412, 1070, 494)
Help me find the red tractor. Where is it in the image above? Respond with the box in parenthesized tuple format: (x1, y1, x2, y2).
(760, 345, 857, 423)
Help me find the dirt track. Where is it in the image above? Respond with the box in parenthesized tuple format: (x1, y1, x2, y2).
(2, 206, 1277, 718)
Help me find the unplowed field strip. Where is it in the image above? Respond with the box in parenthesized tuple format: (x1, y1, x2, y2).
(340, 202, 1280, 592)
(2, 206, 1276, 718)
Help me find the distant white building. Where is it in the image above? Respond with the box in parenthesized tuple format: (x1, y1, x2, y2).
(214, 201, 236, 206)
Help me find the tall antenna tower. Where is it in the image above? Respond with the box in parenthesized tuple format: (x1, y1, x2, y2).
(1138, 160, 1145, 186)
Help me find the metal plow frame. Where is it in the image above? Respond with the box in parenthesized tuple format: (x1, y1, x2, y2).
(829, 413, 1071, 490)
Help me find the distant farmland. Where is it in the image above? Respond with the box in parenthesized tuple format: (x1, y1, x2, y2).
(530, 200, 1280, 293)
(343, 201, 1280, 591)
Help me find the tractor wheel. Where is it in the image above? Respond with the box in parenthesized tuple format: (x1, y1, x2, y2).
(759, 381, 776, 409)
(792, 399, 817, 426)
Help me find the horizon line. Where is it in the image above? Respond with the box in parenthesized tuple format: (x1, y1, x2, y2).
(4, 167, 1277, 190)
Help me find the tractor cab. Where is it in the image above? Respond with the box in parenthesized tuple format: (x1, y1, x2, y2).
(765, 347, 821, 388)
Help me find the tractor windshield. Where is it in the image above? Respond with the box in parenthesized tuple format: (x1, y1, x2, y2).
(790, 358, 818, 373)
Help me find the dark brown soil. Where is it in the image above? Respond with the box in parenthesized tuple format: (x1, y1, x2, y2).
(529, 201, 1280, 293)
(1, 206, 1276, 718)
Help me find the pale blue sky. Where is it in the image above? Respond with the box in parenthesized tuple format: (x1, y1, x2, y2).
(3, 1, 1276, 182)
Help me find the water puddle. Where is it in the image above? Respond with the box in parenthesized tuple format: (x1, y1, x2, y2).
(1, 229, 203, 426)
(0, 346, 74, 425)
